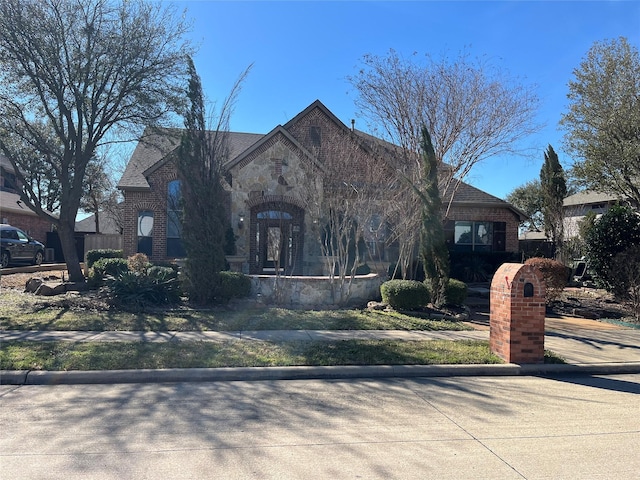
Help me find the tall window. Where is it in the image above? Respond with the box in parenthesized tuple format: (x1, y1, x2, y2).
(137, 210, 153, 256)
(166, 180, 185, 257)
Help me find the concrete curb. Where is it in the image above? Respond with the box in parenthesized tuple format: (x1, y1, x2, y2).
(3, 362, 640, 385)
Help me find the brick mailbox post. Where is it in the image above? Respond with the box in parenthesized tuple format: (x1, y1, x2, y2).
(490, 263, 546, 364)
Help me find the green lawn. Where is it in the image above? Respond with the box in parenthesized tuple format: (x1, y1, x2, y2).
(0, 290, 471, 332)
(0, 339, 502, 370)
(0, 290, 567, 370)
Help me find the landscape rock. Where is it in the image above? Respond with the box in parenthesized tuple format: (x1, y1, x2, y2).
(367, 301, 387, 311)
(34, 283, 67, 296)
(24, 278, 44, 293)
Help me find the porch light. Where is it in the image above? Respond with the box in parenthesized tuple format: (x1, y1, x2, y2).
(238, 214, 245, 229)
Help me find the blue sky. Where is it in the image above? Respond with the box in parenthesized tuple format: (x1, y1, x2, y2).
(172, 0, 639, 200)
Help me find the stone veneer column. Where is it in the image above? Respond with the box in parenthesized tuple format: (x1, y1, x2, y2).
(490, 263, 546, 364)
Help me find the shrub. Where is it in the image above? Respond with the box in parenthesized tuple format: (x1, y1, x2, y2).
(524, 257, 568, 302)
(86, 249, 123, 268)
(445, 279, 468, 306)
(610, 245, 640, 319)
(585, 205, 640, 296)
(105, 268, 182, 310)
(127, 253, 151, 274)
(218, 271, 252, 303)
(90, 257, 129, 286)
(380, 280, 430, 310)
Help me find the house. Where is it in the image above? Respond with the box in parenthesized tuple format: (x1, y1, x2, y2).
(563, 190, 625, 239)
(0, 154, 54, 245)
(117, 100, 525, 275)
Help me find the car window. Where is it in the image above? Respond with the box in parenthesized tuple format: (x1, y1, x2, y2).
(15, 230, 29, 242)
(1, 229, 19, 241)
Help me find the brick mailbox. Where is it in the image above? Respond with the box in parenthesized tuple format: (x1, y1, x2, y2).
(490, 263, 546, 364)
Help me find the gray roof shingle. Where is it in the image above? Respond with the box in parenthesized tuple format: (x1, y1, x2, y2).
(117, 128, 263, 190)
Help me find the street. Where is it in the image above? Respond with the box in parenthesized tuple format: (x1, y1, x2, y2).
(1, 375, 639, 479)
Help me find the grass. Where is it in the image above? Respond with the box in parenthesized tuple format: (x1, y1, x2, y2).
(1, 289, 566, 371)
(0, 290, 471, 332)
(0, 340, 503, 371)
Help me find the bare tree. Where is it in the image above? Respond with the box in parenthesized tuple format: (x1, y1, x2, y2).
(303, 127, 393, 305)
(349, 49, 541, 214)
(0, 0, 192, 282)
(348, 50, 541, 278)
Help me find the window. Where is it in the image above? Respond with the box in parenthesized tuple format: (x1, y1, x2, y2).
(166, 180, 185, 257)
(1, 168, 17, 193)
(137, 210, 153, 256)
(446, 221, 506, 252)
(309, 126, 321, 147)
(257, 210, 292, 220)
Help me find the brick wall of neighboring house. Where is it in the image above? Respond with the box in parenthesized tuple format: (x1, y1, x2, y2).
(447, 205, 521, 253)
(1, 212, 52, 245)
(122, 162, 177, 262)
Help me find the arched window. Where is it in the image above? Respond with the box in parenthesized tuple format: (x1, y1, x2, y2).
(137, 210, 153, 256)
(166, 180, 185, 257)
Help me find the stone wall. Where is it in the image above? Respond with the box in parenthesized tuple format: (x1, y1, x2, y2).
(249, 273, 384, 307)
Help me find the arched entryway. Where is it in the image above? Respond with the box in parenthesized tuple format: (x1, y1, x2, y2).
(249, 201, 304, 275)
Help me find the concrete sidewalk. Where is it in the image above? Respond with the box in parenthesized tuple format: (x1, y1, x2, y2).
(2, 317, 640, 384)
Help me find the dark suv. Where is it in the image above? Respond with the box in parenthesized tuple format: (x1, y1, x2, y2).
(0, 224, 45, 268)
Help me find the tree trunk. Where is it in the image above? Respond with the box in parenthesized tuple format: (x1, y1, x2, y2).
(57, 219, 84, 283)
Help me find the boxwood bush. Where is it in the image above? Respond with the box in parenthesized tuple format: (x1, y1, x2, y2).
(86, 249, 124, 268)
(445, 278, 468, 306)
(380, 279, 430, 310)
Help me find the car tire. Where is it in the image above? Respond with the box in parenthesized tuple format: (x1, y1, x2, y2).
(33, 250, 44, 266)
(1, 250, 9, 269)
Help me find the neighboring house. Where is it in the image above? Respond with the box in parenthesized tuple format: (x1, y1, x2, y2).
(75, 205, 124, 235)
(0, 154, 54, 245)
(117, 100, 525, 275)
(563, 191, 624, 239)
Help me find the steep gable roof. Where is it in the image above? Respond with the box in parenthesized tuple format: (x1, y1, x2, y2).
(225, 125, 323, 173)
(283, 99, 352, 134)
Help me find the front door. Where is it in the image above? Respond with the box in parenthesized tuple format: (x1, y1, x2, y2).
(251, 204, 304, 274)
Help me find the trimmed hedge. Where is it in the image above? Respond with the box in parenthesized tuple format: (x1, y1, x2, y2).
(445, 279, 468, 306)
(380, 280, 430, 310)
(86, 249, 124, 268)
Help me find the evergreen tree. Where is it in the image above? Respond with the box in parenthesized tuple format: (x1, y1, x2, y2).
(177, 58, 229, 304)
(540, 145, 566, 259)
(417, 127, 449, 307)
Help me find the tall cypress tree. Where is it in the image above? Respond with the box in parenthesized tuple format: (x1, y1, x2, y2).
(177, 57, 228, 304)
(540, 145, 567, 259)
(417, 127, 449, 307)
